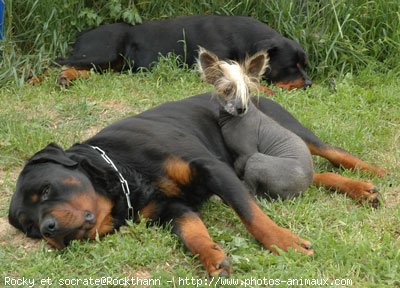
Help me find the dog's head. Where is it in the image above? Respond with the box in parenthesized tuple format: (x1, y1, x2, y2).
(254, 37, 312, 90)
(8, 143, 114, 249)
(198, 47, 269, 116)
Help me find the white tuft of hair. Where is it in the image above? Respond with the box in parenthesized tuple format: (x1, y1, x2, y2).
(218, 62, 250, 110)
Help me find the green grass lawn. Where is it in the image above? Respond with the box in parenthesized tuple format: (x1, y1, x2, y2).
(0, 62, 399, 287)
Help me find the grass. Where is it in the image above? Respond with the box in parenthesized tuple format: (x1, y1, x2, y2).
(0, 57, 399, 287)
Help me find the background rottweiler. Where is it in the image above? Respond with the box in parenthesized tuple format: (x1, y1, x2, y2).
(9, 93, 383, 277)
(29, 15, 311, 91)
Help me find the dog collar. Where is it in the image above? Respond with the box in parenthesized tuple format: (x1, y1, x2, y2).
(90, 145, 134, 220)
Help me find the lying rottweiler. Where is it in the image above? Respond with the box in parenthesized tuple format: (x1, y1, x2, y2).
(28, 15, 311, 92)
(9, 93, 383, 276)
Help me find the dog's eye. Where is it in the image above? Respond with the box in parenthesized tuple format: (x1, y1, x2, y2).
(41, 186, 50, 201)
(224, 88, 233, 95)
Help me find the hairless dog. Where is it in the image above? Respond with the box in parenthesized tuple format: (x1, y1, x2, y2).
(198, 47, 313, 199)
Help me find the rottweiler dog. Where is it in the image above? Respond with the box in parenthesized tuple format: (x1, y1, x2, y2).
(9, 93, 383, 276)
(28, 15, 311, 92)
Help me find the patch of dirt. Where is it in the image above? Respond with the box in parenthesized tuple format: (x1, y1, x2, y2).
(0, 217, 41, 249)
(134, 269, 152, 279)
(0, 168, 42, 249)
(122, 267, 154, 288)
(384, 186, 400, 208)
(82, 126, 103, 139)
(123, 267, 152, 279)
(81, 100, 132, 139)
(0, 167, 21, 187)
(99, 100, 132, 118)
(0, 217, 11, 235)
(20, 103, 60, 126)
(0, 167, 22, 211)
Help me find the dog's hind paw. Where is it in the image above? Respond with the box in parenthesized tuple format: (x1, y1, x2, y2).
(209, 258, 231, 278)
(366, 190, 381, 208)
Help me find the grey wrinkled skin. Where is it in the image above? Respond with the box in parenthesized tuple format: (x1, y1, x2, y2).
(219, 101, 313, 199)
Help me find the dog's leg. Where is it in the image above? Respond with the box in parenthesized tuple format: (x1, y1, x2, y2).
(241, 200, 313, 255)
(243, 152, 312, 199)
(253, 96, 384, 176)
(308, 143, 386, 176)
(27, 69, 50, 85)
(172, 210, 231, 277)
(195, 159, 313, 255)
(256, 83, 275, 96)
(252, 97, 384, 174)
(57, 67, 92, 87)
(143, 199, 230, 277)
(313, 173, 380, 208)
(308, 144, 382, 207)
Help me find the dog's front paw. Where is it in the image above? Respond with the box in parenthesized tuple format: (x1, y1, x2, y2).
(265, 226, 313, 256)
(344, 180, 381, 208)
(56, 73, 71, 87)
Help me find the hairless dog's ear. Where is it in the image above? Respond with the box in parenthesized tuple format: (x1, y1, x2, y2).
(245, 51, 270, 81)
(197, 46, 223, 85)
(198, 46, 219, 68)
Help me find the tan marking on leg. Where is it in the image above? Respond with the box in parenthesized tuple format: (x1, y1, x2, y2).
(313, 173, 380, 207)
(256, 83, 276, 96)
(57, 67, 92, 86)
(241, 201, 313, 255)
(27, 76, 45, 85)
(27, 69, 50, 85)
(308, 144, 386, 176)
(165, 157, 191, 185)
(177, 214, 231, 277)
(157, 178, 181, 197)
(139, 201, 157, 219)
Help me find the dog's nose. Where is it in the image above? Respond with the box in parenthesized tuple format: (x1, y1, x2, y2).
(40, 217, 58, 237)
(236, 107, 246, 115)
(304, 79, 312, 88)
(84, 211, 95, 223)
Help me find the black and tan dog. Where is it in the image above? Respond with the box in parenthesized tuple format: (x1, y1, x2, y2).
(9, 90, 383, 276)
(29, 15, 311, 93)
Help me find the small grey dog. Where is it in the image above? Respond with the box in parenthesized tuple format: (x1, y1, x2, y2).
(198, 47, 313, 199)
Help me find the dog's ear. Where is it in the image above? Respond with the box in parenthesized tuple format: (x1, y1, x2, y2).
(28, 143, 77, 167)
(253, 39, 280, 54)
(254, 38, 284, 58)
(77, 157, 118, 194)
(244, 51, 269, 81)
(197, 46, 223, 85)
